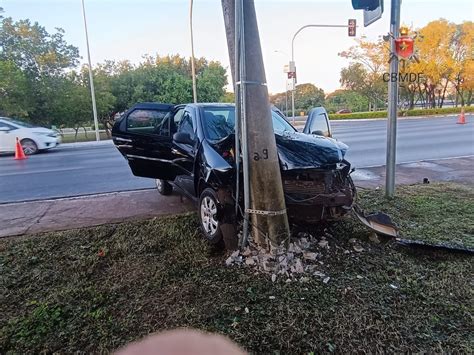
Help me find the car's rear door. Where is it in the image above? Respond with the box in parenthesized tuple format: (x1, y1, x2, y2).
(112, 103, 180, 180)
(0, 121, 18, 152)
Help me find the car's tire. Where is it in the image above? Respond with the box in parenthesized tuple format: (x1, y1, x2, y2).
(20, 139, 38, 155)
(155, 179, 173, 195)
(199, 188, 223, 244)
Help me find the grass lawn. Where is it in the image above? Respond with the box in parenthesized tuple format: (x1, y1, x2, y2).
(1, 183, 473, 353)
(60, 132, 110, 143)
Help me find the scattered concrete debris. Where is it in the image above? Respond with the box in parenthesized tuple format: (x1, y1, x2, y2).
(225, 232, 342, 282)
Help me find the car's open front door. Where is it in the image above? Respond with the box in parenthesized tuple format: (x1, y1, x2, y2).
(112, 103, 180, 181)
(303, 107, 332, 137)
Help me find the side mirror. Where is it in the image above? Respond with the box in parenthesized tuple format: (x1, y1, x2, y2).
(0, 127, 10, 132)
(173, 132, 194, 145)
(311, 130, 325, 136)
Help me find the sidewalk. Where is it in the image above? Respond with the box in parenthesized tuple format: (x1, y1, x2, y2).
(0, 190, 193, 238)
(1, 156, 472, 238)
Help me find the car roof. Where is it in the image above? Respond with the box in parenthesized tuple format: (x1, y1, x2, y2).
(132, 102, 174, 110)
(187, 103, 235, 108)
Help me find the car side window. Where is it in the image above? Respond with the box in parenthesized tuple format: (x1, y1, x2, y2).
(0, 121, 17, 130)
(178, 112, 195, 140)
(126, 109, 169, 135)
(171, 108, 185, 133)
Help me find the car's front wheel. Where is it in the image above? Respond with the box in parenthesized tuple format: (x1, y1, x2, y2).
(155, 179, 173, 195)
(199, 188, 223, 244)
(20, 139, 38, 155)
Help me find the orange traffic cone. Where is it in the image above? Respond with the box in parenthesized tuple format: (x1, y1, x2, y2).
(456, 108, 466, 124)
(14, 137, 27, 160)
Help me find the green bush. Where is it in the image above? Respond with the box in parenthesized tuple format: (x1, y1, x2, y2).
(329, 106, 473, 120)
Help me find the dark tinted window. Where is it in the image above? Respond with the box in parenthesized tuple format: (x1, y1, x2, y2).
(178, 113, 195, 140)
(126, 109, 168, 134)
(0, 121, 17, 130)
(5, 119, 35, 128)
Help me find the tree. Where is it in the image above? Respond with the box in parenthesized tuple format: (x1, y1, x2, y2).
(450, 21, 474, 106)
(0, 60, 31, 116)
(339, 37, 388, 110)
(270, 83, 324, 114)
(325, 89, 369, 113)
(0, 14, 80, 124)
(0, 17, 79, 77)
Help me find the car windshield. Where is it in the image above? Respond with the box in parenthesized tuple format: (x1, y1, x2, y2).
(202, 106, 296, 141)
(5, 119, 37, 128)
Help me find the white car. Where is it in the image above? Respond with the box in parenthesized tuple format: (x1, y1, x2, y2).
(0, 117, 61, 155)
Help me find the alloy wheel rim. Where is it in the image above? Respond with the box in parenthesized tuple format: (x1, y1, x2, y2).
(156, 179, 162, 190)
(21, 141, 36, 155)
(200, 196, 218, 235)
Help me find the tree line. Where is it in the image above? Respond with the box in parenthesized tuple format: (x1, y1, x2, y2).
(0, 10, 228, 135)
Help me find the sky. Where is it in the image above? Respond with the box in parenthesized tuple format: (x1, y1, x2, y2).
(2, 0, 473, 95)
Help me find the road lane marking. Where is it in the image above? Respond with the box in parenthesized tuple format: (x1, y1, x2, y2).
(0, 166, 86, 177)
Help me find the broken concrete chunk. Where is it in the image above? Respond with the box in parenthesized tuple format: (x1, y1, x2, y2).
(294, 259, 304, 273)
(242, 247, 252, 257)
(303, 252, 318, 261)
(245, 258, 255, 266)
(318, 240, 329, 248)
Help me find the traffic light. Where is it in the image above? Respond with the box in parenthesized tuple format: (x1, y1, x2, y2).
(348, 19, 356, 37)
(351, 0, 381, 11)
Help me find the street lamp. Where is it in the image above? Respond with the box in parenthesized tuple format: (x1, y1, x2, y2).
(190, 0, 197, 103)
(81, 0, 100, 141)
(290, 24, 350, 125)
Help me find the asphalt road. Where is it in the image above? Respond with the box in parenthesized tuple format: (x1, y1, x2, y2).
(0, 115, 472, 203)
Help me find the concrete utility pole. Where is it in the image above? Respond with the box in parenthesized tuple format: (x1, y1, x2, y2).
(221, 0, 290, 248)
(190, 0, 198, 103)
(81, 0, 100, 142)
(386, 0, 401, 197)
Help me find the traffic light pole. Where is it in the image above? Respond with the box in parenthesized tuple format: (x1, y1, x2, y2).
(290, 24, 354, 125)
(385, 0, 401, 197)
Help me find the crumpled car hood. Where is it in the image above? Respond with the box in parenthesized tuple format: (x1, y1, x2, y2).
(275, 130, 348, 170)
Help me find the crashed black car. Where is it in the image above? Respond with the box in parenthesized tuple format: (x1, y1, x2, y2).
(112, 103, 355, 243)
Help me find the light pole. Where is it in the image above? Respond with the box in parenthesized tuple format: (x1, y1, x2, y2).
(291, 24, 352, 124)
(190, 0, 197, 103)
(81, 0, 100, 141)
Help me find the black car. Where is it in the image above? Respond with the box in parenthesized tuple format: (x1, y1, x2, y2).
(112, 103, 355, 243)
